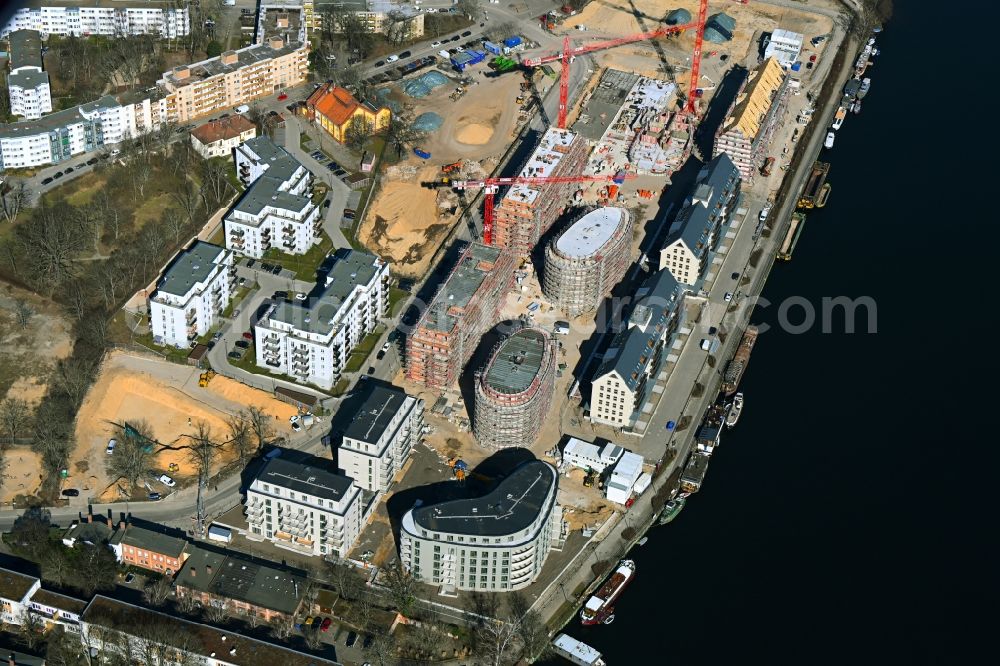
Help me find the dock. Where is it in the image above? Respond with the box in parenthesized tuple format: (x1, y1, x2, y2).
(778, 212, 807, 261)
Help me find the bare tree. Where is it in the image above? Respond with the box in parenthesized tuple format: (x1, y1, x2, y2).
(364, 628, 398, 666)
(382, 559, 417, 615)
(226, 410, 255, 465)
(170, 179, 204, 227)
(327, 559, 364, 602)
(105, 419, 156, 493)
(404, 621, 440, 660)
(18, 609, 46, 651)
(200, 159, 235, 210)
(182, 421, 224, 536)
(385, 104, 427, 159)
(143, 576, 173, 607)
(58, 356, 97, 410)
(0, 177, 31, 225)
(205, 601, 230, 624)
(14, 298, 34, 329)
(270, 614, 295, 640)
(304, 627, 324, 651)
(345, 116, 374, 153)
(247, 405, 273, 451)
(456, 0, 483, 21)
(16, 200, 87, 290)
(162, 207, 188, 248)
(0, 397, 30, 445)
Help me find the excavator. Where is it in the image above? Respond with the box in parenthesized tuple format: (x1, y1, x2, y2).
(198, 370, 217, 387)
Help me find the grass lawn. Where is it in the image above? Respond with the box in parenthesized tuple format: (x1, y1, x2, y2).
(227, 346, 333, 395)
(208, 225, 225, 246)
(388, 287, 409, 317)
(344, 324, 385, 374)
(263, 233, 334, 282)
(222, 285, 253, 318)
(59, 172, 107, 206)
(300, 134, 312, 152)
(133, 193, 173, 228)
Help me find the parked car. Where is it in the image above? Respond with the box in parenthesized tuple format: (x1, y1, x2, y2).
(206, 340, 216, 350)
(367, 366, 376, 376)
(399, 50, 412, 58)
(228, 351, 242, 360)
(235, 340, 250, 349)
(41, 177, 52, 185)
(148, 492, 161, 501)
(724, 292, 733, 302)
(461, 30, 472, 37)
(346, 632, 358, 647)
(450, 35, 461, 41)
(376, 350, 385, 360)
(278, 93, 288, 101)
(53, 171, 63, 179)
(261, 262, 274, 271)
(246, 259, 256, 269)
(731, 272, 740, 280)
(213, 331, 224, 341)
(320, 618, 333, 632)
(271, 264, 282, 274)
(385, 55, 399, 63)
(431, 40, 442, 47)
(374, 60, 385, 67)
(61, 488, 80, 497)
(333, 168, 347, 177)
(124, 573, 135, 584)
(64, 166, 74, 174)
(87, 158, 98, 165)
(232, 308, 241, 318)
(291, 420, 301, 432)
(304, 616, 314, 626)
(158, 474, 176, 487)
(274, 290, 288, 300)
(242, 331, 253, 340)
(362, 634, 374, 649)
(295, 293, 308, 301)
(238, 277, 246, 286)
(323, 199, 331, 209)
(106, 438, 117, 455)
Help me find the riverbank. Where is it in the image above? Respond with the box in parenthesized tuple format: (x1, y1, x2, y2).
(534, 0, 866, 643)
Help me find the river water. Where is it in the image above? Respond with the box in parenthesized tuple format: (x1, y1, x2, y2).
(547, 4, 993, 664)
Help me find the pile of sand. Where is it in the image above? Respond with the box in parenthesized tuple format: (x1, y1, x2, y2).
(455, 123, 494, 146)
(1, 449, 43, 503)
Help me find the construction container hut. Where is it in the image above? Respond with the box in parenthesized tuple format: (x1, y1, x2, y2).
(705, 13, 736, 43)
(665, 8, 691, 25)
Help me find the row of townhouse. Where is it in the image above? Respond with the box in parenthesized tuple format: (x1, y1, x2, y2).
(0, 37, 306, 169)
(1, 2, 190, 39)
(1, 568, 339, 665)
(0, 86, 167, 169)
(5, 29, 51, 120)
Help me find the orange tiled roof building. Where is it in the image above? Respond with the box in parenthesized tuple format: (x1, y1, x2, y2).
(304, 83, 390, 143)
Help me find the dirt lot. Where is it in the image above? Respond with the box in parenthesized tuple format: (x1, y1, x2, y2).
(0, 283, 74, 406)
(360, 68, 531, 278)
(1, 448, 44, 504)
(73, 351, 297, 500)
(558, 0, 834, 110)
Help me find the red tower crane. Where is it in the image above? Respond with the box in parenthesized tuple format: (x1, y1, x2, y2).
(523, 22, 697, 129)
(686, 0, 711, 115)
(446, 172, 634, 246)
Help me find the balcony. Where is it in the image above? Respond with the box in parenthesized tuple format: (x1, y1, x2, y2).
(282, 241, 296, 251)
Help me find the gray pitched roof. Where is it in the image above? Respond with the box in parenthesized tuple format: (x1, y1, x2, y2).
(593, 269, 685, 390)
(7, 69, 49, 91)
(664, 153, 741, 263)
(7, 29, 42, 71)
(230, 136, 309, 219)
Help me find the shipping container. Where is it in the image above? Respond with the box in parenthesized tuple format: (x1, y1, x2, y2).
(484, 41, 502, 55)
(503, 36, 523, 48)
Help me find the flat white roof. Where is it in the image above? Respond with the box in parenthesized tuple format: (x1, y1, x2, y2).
(771, 28, 804, 44)
(610, 451, 644, 484)
(504, 127, 577, 206)
(553, 633, 602, 664)
(555, 207, 626, 258)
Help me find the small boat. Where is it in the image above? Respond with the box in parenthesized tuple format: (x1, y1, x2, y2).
(580, 560, 635, 626)
(824, 131, 835, 149)
(858, 77, 871, 98)
(852, 100, 862, 114)
(831, 106, 846, 130)
(659, 497, 686, 525)
(725, 393, 743, 427)
(816, 183, 832, 208)
(638, 536, 648, 546)
(552, 634, 607, 666)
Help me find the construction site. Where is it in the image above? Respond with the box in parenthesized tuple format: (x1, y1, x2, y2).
(472, 325, 558, 450)
(73, 352, 297, 501)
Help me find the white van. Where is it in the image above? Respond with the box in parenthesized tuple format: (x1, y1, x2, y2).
(438, 50, 451, 59)
(234, 104, 250, 114)
(385, 54, 399, 64)
(700, 339, 712, 351)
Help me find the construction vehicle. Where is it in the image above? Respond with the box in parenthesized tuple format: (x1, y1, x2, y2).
(198, 370, 216, 387)
(441, 161, 463, 174)
(515, 96, 525, 105)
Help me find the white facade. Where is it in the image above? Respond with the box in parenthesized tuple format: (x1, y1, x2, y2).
(148, 242, 235, 348)
(606, 451, 644, 505)
(561, 438, 624, 474)
(245, 453, 363, 558)
(0, 90, 167, 169)
(226, 136, 320, 259)
(339, 385, 424, 493)
(7, 71, 51, 120)
(590, 371, 639, 428)
(255, 250, 388, 389)
(2, 5, 190, 39)
(764, 29, 804, 67)
(191, 119, 257, 159)
(0, 569, 40, 626)
(399, 461, 564, 592)
(659, 238, 700, 285)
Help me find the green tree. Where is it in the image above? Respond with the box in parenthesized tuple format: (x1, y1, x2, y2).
(206, 40, 224, 58)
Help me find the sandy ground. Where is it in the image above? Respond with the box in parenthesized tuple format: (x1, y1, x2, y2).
(0, 283, 74, 404)
(361, 68, 528, 278)
(73, 352, 296, 499)
(1, 449, 43, 504)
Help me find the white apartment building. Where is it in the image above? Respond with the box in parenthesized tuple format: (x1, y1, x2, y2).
(245, 452, 363, 558)
(310, 1, 425, 39)
(158, 37, 309, 123)
(190, 115, 257, 159)
(6, 29, 52, 120)
(561, 438, 624, 475)
(764, 28, 804, 67)
(148, 242, 235, 348)
(0, 87, 167, 169)
(399, 460, 564, 592)
(254, 249, 388, 389)
(659, 154, 742, 286)
(337, 383, 424, 493)
(1, 3, 190, 39)
(226, 136, 320, 259)
(590, 269, 685, 429)
(0, 569, 40, 625)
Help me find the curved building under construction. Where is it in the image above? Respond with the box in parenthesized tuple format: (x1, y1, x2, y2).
(542, 207, 633, 316)
(473, 326, 557, 449)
